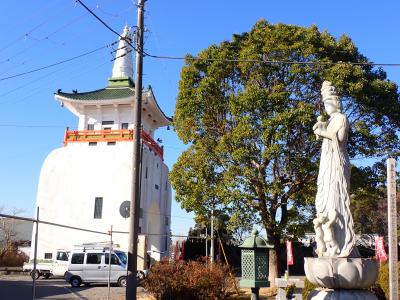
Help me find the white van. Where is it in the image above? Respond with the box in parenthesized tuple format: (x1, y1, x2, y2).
(23, 250, 69, 279)
(65, 247, 128, 287)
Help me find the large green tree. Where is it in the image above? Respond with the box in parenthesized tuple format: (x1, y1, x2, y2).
(351, 162, 400, 237)
(170, 20, 400, 277)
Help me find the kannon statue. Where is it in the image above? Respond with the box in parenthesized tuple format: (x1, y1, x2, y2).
(312, 81, 358, 258)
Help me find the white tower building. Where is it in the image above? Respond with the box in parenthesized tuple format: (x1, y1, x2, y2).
(30, 26, 172, 265)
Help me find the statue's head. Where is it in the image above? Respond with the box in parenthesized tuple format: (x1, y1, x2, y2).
(321, 81, 342, 115)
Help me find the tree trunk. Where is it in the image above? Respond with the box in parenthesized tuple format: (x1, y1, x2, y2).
(268, 248, 279, 287)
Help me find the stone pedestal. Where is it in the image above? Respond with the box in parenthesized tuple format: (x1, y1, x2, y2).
(275, 278, 304, 299)
(308, 289, 378, 300)
(304, 257, 378, 300)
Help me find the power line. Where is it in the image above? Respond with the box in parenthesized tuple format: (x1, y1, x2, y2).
(0, 41, 117, 81)
(75, 0, 136, 50)
(74, 0, 400, 68)
(0, 43, 122, 106)
(75, 0, 126, 37)
(0, 2, 134, 71)
(0, 55, 112, 106)
(0, 0, 70, 54)
(144, 52, 400, 67)
(0, 124, 65, 128)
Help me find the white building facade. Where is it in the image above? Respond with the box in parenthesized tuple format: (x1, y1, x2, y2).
(30, 27, 172, 264)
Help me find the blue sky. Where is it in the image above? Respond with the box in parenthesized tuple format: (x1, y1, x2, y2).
(0, 0, 399, 236)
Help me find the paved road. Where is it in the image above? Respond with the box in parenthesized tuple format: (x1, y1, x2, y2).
(0, 275, 148, 300)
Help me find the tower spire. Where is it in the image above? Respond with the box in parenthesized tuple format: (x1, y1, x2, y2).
(111, 25, 134, 80)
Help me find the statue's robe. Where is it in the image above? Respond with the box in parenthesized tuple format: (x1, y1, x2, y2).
(315, 112, 358, 257)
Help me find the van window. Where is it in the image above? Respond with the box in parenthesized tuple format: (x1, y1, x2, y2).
(56, 251, 68, 261)
(105, 253, 120, 265)
(71, 253, 84, 264)
(86, 253, 103, 264)
(115, 251, 127, 264)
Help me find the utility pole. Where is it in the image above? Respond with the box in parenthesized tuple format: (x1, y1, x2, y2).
(210, 209, 214, 264)
(32, 206, 39, 300)
(387, 156, 398, 300)
(205, 226, 208, 261)
(126, 0, 144, 299)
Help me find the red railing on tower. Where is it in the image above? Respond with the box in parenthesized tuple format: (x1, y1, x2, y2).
(63, 127, 164, 159)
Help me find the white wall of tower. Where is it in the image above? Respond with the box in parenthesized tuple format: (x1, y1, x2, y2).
(31, 140, 171, 262)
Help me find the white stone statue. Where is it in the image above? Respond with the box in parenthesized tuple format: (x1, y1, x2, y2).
(312, 81, 358, 258)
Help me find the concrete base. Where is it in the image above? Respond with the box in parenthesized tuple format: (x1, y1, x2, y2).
(308, 289, 378, 300)
(275, 278, 304, 300)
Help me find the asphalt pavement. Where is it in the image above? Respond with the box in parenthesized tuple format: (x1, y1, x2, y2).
(0, 275, 147, 300)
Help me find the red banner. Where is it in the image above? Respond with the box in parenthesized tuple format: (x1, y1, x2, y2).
(375, 236, 388, 263)
(286, 240, 294, 265)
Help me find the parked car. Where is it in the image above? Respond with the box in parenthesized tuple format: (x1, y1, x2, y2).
(65, 247, 129, 287)
(23, 250, 69, 279)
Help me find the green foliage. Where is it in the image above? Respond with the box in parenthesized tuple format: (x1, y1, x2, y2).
(144, 258, 235, 300)
(376, 262, 400, 300)
(302, 278, 317, 299)
(285, 283, 296, 299)
(350, 161, 387, 235)
(171, 19, 400, 257)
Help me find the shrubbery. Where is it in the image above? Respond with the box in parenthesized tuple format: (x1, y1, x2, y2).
(375, 262, 400, 300)
(144, 258, 235, 300)
(0, 247, 28, 267)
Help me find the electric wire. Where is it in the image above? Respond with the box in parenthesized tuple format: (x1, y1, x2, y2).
(0, 1, 132, 74)
(73, 1, 400, 68)
(144, 52, 400, 67)
(75, 0, 136, 50)
(2, 0, 397, 85)
(0, 40, 134, 106)
(0, 124, 65, 128)
(0, 52, 113, 105)
(0, 0, 62, 37)
(0, 0, 63, 52)
(0, 1, 134, 82)
(0, 35, 130, 99)
(31, 12, 88, 46)
(0, 65, 70, 99)
(0, 212, 198, 238)
(0, 46, 112, 104)
(0, 41, 117, 82)
(0, 0, 68, 53)
(95, 1, 135, 18)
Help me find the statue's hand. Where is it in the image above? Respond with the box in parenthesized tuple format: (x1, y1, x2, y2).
(312, 122, 320, 131)
(314, 127, 322, 137)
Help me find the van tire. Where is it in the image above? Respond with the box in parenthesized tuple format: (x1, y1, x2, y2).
(31, 270, 40, 280)
(70, 276, 82, 287)
(118, 276, 127, 287)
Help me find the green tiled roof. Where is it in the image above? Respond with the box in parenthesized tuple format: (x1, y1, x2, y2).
(57, 87, 134, 101)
